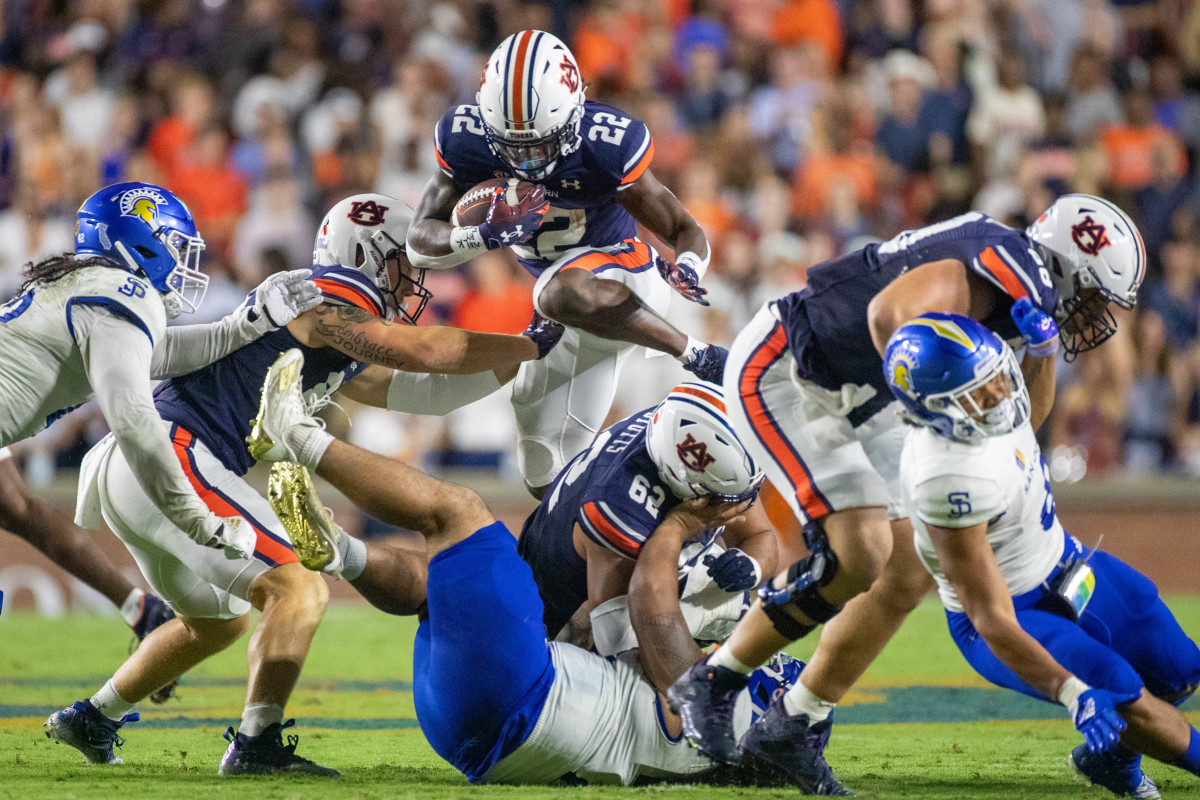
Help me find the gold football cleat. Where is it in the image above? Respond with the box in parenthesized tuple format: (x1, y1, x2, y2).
(247, 349, 304, 463)
(267, 461, 343, 575)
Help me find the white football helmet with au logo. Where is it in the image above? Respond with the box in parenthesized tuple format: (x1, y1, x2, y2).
(645, 383, 764, 503)
(477, 30, 586, 181)
(1025, 193, 1146, 356)
(313, 193, 432, 324)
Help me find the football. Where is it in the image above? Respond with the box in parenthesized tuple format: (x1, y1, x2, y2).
(451, 177, 539, 226)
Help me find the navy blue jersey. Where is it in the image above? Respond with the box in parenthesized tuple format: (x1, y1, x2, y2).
(517, 408, 680, 636)
(434, 100, 654, 276)
(775, 212, 1058, 425)
(154, 264, 385, 475)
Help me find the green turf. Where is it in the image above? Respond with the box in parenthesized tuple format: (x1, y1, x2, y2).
(2, 598, 1198, 799)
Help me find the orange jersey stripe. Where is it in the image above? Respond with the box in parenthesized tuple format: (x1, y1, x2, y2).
(314, 279, 381, 315)
(740, 325, 832, 519)
(620, 138, 655, 185)
(673, 384, 726, 413)
(582, 502, 641, 557)
(434, 144, 450, 171)
(561, 240, 652, 274)
(170, 428, 298, 566)
(978, 247, 1029, 301)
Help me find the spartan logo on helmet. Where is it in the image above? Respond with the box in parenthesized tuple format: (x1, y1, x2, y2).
(117, 186, 169, 226)
(347, 200, 389, 226)
(1070, 215, 1112, 256)
(676, 433, 716, 472)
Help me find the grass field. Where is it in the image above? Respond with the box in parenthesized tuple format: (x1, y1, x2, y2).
(2, 598, 1198, 800)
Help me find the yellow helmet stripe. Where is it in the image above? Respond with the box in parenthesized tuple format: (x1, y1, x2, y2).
(905, 318, 974, 350)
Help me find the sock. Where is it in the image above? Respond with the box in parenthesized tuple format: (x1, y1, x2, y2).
(91, 679, 136, 721)
(782, 681, 838, 722)
(341, 535, 368, 581)
(119, 588, 146, 628)
(240, 703, 284, 737)
(1172, 727, 1200, 777)
(707, 646, 755, 675)
(296, 427, 333, 471)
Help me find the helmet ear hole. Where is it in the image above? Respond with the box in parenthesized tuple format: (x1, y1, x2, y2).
(134, 245, 157, 259)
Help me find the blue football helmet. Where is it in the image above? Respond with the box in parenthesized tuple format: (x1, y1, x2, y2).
(75, 182, 207, 316)
(884, 313, 1030, 442)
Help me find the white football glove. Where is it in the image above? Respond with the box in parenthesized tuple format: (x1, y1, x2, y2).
(246, 269, 323, 335)
(194, 515, 256, 560)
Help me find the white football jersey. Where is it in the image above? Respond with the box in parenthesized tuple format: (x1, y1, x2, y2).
(0, 266, 164, 445)
(900, 422, 1064, 613)
(481, 642, 765, 786)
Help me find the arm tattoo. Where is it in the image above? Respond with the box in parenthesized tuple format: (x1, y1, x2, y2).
(312, 305, 408, 368)
(635, 610, 702, 691)
(555, 604, 595, 650)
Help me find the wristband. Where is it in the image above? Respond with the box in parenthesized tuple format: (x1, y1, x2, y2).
(1057, 676, 1090, 707)
(450, 226, 487, 256)
(1025, 337, 1059, 358)
(675, 335, 707, 364)
(676, 249, 711, 281)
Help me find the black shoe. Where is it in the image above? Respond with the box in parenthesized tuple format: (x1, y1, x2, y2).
(740, 697, 851, 796)
(218, 719, 340, 777)
(667, 660, 749, 765)
(130, 594, 179, 704)
(1070, 744, 1160, 798)
(44, 700, 139, 764)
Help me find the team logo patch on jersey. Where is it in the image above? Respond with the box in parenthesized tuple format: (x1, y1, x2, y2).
(347, 200, 388, 226)
(117, 187, 168, 226)
(1014, 448, 1026, 471)
(559, 56, 580, 92)
(676, 433, 716, 472)
(1070, 215, 1112, 256)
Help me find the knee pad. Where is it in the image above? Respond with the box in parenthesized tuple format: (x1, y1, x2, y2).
(757, 520, 843, 640)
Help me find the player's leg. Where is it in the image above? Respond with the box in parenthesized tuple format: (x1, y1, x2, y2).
(0, 449, 174, 638)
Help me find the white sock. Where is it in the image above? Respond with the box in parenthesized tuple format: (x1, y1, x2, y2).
(341, 535, 368, 581)
(707, 646, 756, 675)
(240, 702, 284, 737)
(119, 588, 146, 628)
(783, 681, 838, 721)
(295, 426, 334, 471)
(91, 679, 136, 721)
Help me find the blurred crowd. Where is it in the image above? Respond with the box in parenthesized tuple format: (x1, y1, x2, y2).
(2, 0, 1199, 490)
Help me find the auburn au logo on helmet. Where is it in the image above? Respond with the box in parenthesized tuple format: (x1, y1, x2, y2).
(1070, 215, 1112, 256)
(347, 200, 388, 226)
(676, 433, 716, 473)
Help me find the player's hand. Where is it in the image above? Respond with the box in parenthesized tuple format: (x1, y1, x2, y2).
(681, 344, 728, 383)
(703, 548, 763, 592)
(247, 269, 323, 334)
(664, 497, 752, 539)
(1070, 687, 1127, 753)
(1010, 297, 1059, 358)
(478, 183, 549, 250)
(522, 311, 565, 359)
(655, 254, 709, 306)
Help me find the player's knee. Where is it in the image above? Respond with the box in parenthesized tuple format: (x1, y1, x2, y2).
(431, 483, 492, 540)
(0, 485, 36, 529)
(876, 563, 935, 613)
(252, 564, 328, 620)
(757, 523, 846, 640)
(829, 520, 892, 594)
(182, 612, 249, 649)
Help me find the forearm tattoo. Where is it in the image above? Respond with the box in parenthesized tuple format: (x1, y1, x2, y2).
(313, 305, 407, 369)
(636, 610, 702, 691)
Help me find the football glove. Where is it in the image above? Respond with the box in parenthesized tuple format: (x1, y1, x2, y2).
(656, 254, 709, 306)
(704, 548, 762, 592)
(195, 515, 256, 560)
(478, 184, 550, 250)
(522, 311, 565, 359)
(681, 343, 728, 384)
(246, 269, 323, 335)
(1010, 297, 1059, 358)
(1070, 687, 1127, 753)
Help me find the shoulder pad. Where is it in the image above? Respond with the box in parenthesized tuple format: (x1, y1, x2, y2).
(969, 231, 1057, 313)
(578, 103, 654, 190)
(434, 105, 499, 186)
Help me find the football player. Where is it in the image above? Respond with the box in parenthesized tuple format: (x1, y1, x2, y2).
(406, 30, 726, 497)
(47, 193, 563, 775)
(243, 348, 804, 787)
(885, 313, 1200, 798)
(518, 381, 777, 693)
(668, 195, 1146, 794)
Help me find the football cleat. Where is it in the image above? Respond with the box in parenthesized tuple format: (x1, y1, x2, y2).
(667, 660, 749, 765)
(130, 594, 180, 703)
(247, 349, 313, 464)
(1070, 744, 1161, 799)
(739, 697, 850, 796)
(44, 700, 139, 764)
(267, 461, 343, 575)
(218, 719, 339, 777)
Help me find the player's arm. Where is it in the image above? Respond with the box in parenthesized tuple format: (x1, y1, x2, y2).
(287, 303, 545, 374)
(706, 503, 779, 592)
(628, 498, 750, 694)
(867, 259, 996, 355)
(77, 310, 230, 550)
(339, 363, 518, 411)
(403, 172, 472, 270)
(616, 168, 709, 274)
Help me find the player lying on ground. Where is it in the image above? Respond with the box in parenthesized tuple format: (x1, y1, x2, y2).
(407, 30, 726, 496)
(245, 349, 804, 786)
(883, 313, 1200, 799)
(668, 194, 1145, 795)
(0, 179, 316, 714)
(517, 381, 777, 692)
(45, 193, 562, 776)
